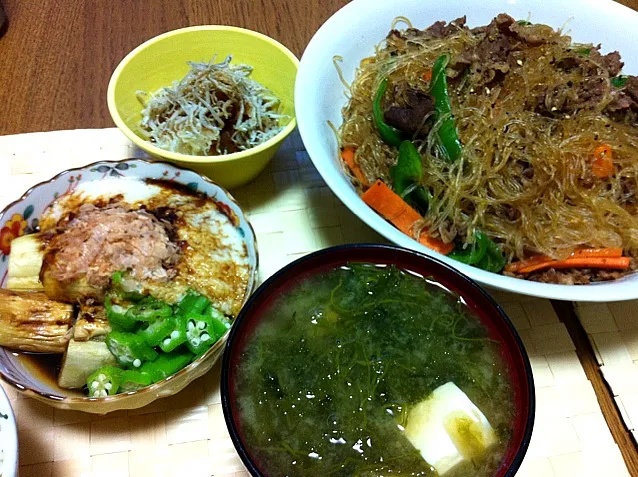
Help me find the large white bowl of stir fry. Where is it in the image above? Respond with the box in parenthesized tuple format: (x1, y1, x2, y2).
(296, 0, 638, 301)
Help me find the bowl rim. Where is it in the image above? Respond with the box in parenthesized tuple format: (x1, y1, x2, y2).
(0, 157, 259, 406)
(106, 24, 300, 164)
(220, 243, 535, 477)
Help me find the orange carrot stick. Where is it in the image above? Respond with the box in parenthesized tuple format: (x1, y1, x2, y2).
(362, 180, 454, 255)
(570, 248, 623, 258)
(592, 144, 614, 178)
(518, 256, 630, 274)
(341, 147, 369, 187)
(505, 255, 551, 273)
(505, 248, 625, 273)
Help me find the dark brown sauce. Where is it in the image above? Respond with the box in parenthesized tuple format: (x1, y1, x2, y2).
(15, 352, 85, 397)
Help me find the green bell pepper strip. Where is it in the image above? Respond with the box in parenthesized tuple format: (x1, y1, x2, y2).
(140, 316, 179, 347)
(177, 290, 211, 315)
(119, 370, 153, 393)
(449, 232, 489, 265)
(140, 351, 194, 383)
(105, 331, 158, 368)
(126, 296, 173, 322)
(431, 55, 463, 162)
(373, 79, 404, 147)
(476, 238, 507, 273)
(391, 140, 430, 214)
(182, 312, 217, 355)
(392, 141, 423, 195)
(611, 75, 628, 88)
(86, 366, 122, 397)
(105, 295, 137, 332)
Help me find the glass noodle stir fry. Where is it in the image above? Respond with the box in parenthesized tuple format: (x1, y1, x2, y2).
(138, 55, 286, 156)
(337, 14, 638, 284)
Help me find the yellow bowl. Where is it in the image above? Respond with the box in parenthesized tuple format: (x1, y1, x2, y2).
(107, 26, 299, 189)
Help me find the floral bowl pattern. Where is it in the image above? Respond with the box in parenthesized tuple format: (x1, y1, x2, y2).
(0, 159, 258, 413)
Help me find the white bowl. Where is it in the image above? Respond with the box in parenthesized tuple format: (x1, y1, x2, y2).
(296, 0, 638, 302)
(0, 386, 17, 477)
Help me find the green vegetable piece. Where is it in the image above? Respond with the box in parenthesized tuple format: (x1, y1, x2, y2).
(449, 232, 489, 265)
(86, 366, 122, 398)
(206, 305, 232, 339)
(105, 295, 137, 332)
(181, 312, 217, 355)
(611, 75, 628, 88)
(392, 141, 423, 196)
(390, 141, 430, 214)
(126, 296, 173, 322)
(372, 78, 404, 147)
(139, 316, 179, 347)
(158, 320, 187, 353)
(574, 47, 591, 56)
(517, 19, 532, 26)
(177, 290, 211, 315)
(431, 55, 463, 162)
(476, 238, 507, 273)
(140, 351, 194, 383)
(105, 331, 158, 368)
(110, 271, 144, 301)
(119, 370, 153, 393)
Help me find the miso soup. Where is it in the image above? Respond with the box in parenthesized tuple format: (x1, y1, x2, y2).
(235, 264, 515, 476)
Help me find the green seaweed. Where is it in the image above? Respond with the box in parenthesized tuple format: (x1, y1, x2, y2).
(235, 264, 514, 476)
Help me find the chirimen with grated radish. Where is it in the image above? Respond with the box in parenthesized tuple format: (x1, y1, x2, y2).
(137, 55, 286, 156)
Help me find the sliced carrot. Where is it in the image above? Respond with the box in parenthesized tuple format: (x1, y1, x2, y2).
(504, 255, 552, 273)
(570, 248, 623, 258)
(361, 180, 454, 255)
(423, 71, 432, 81)
(518, 256, 630, 274)
(592, 144, 614, 178)
(505, 247, 625, 273)
(341, 147, 369, 187)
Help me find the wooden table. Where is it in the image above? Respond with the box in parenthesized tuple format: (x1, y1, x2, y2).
(1, 1, 638, 476)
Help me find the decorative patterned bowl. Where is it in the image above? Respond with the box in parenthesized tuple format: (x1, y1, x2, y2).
(107, 26, 299, 189)
(0, 159, 258, 413)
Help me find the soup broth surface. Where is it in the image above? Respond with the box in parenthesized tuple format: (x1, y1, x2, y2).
(235, 264, 514, 476)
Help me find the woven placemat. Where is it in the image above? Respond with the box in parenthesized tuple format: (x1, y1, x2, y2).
(0, 129, 630, 476)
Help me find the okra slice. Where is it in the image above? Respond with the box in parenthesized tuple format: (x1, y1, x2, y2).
(140, 352, 193, 383)
(119, 370, 153, 392)
(105, 331, 158, 368)
(105, 295, 137, 332)
(126, 296, 173, 322)
(86, 366, 122, 397)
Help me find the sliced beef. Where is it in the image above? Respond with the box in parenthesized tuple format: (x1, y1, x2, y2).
(508, 21, 553, 46)
(606, 91, 636, 113)
(604, 76, 638, 119)
(537, 76, 608, 115)
(423, 16, 467, 38)
(450, 14, 515, 85)
(625, 76, 638, 101)
(601, 51, 624, 77)
(383, 86, 435, 136)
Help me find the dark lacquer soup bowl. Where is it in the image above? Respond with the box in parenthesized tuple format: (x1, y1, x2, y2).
(222, 244, 534, 477)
